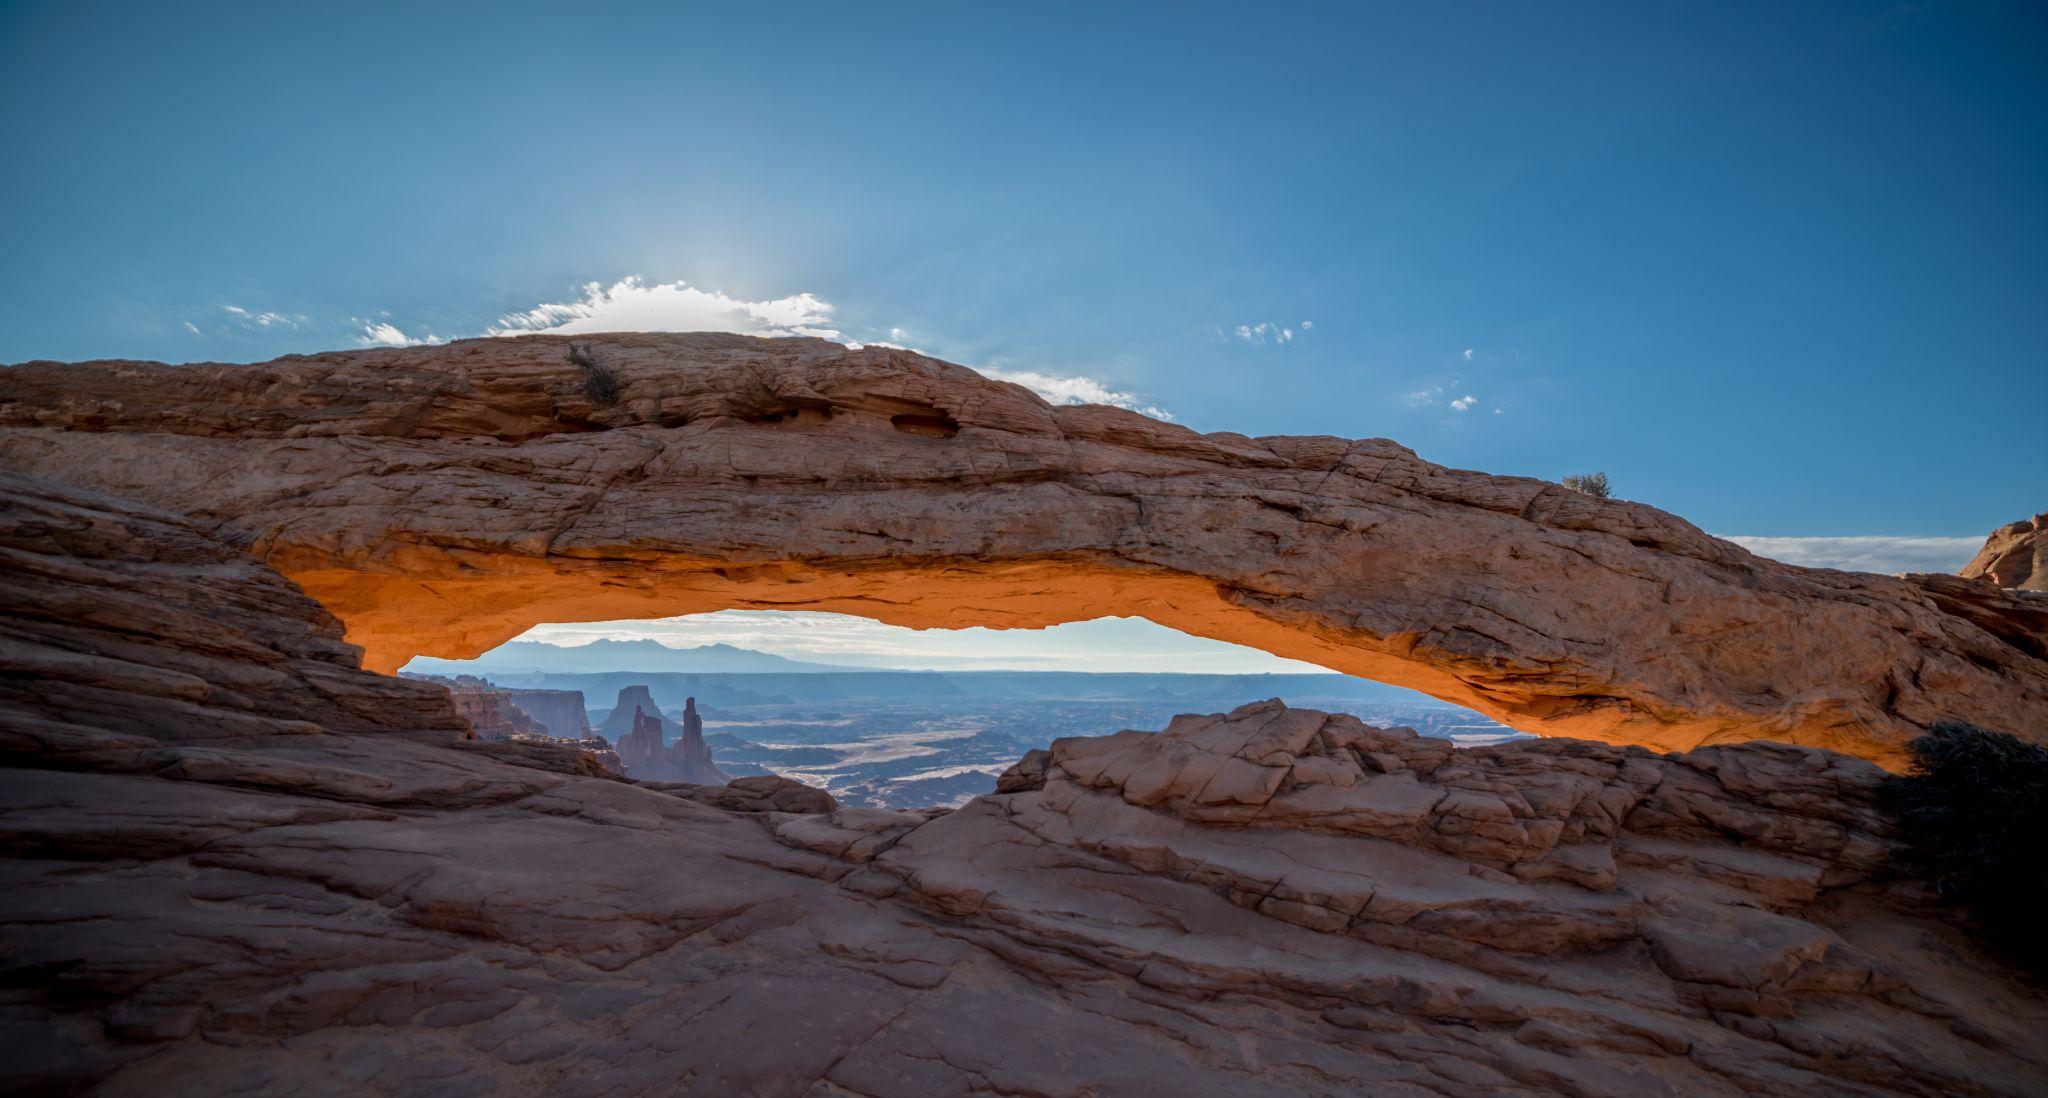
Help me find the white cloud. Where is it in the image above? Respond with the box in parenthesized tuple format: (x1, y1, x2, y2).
(1462, 348, 1474, 360)
(223, 305, 305, 329)
(1722, 535, 1982, 575)
(1234, 321, 1306, 345)
(209, 274, 1169, 427)
(354, 320, 442, 348)
(486, 276, 843, 341)
(1406, 383, 1445, 406)
(182, 321, 201, 335)
(1450, 395, 1477, 411)
(976, 366, 1173, 420)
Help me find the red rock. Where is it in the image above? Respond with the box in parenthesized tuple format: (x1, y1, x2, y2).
(3, 333, 2040, 765)
(3, 475, 2046, 1095)
(1962, 511, 2048, 592)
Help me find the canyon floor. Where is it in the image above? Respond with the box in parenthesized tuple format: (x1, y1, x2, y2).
(5, 472, 2048, 1096)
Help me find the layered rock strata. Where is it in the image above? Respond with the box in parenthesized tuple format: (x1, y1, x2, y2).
(1962, 512, 2047, 593)
(500, 688, 590, 738)
(4, 334, 2043, 763)
(4, 473, 2047, 1095)
(443, 681, 548, 739)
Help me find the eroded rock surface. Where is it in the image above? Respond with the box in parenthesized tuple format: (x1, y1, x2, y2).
(3, 473, 2046, 1096)
(606, 693, 729, 785)
(4, 334, 2043, 763)
(1963, 512, 2048, 593)
(500, 688, 591, 738)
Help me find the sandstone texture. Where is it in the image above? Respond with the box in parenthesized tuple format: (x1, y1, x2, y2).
(434, 676, 548, 739)
(2, 333, 2043, 764)
(4, 472, 2047, 1096)
(1962, 512, 2048, 593)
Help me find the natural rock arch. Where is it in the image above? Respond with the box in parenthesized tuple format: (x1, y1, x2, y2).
(3, 332, 2042, 765)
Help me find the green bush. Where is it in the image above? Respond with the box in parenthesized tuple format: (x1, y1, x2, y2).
(569, 343, 622, 406)
(1882, 722, 2048, 973)
(1561, 471, 1611, 498)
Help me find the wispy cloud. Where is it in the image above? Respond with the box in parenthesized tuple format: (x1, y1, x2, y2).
(1233, 321, 1310, 345)
(976, 366, 1173, 420)
(181, 321, 201, 335)
(1450, 395, 1477, 411)
(1462, 347, 1474, 361)
(1722, 535, 1982, 575)
(189, 275, 1171, 424)
(486, 276, 843, 340)
(222, 305, 306, 330)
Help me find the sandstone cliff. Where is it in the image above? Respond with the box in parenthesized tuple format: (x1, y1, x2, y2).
(608, 693, 730, 785)
(1962, 512, 2048, 593)
(437, 676, 549, 739)
(501, 688, 590, 738)
(3, 472, 2046, 1095)
(595, 685, 676, 741)
(2, 333, 2040, 765)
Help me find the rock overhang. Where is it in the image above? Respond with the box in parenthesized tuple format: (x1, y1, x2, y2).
(3, 331, 2044, 767)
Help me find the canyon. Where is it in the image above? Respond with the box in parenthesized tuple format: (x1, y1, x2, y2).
(3, 334, 2046, 1094)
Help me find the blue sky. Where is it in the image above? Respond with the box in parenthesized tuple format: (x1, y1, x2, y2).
(5, 2, 2043, 671)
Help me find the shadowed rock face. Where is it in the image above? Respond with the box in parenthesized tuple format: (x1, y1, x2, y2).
(4, 474, 2046, 1095)
(499, 688, 588, 738)
(2, 332, 2043, 764)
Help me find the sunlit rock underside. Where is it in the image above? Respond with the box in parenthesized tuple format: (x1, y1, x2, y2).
(3, 472, 2045, 1095)
(3, 333, 2043, 765)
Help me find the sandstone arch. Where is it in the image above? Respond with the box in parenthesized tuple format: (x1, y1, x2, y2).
(3, 332, 2042, 765)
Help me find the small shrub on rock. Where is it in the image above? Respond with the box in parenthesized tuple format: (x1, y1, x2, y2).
(570, 343, 622, 406)
(1561, 471, 1611, 498)
(1883, 721, 2048, 973)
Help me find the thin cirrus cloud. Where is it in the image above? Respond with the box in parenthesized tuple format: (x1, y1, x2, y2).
(222, 305, 305, 330)
(1722, 535, 1983, 575)
(1233, 320, 1311, 344)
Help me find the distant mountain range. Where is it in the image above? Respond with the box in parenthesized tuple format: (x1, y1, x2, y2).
(404, 639, 858, 676)
(403, 639, 1484, 716)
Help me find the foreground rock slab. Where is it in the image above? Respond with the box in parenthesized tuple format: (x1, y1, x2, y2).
(4, 334, 2044, 763)
(3, 474, 2045, 1095)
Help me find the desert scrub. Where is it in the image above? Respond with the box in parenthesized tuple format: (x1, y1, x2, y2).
(570, 342, 622, 406)
(1883, 722, 2048, 973)
(1561, 471, 1611, 498)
